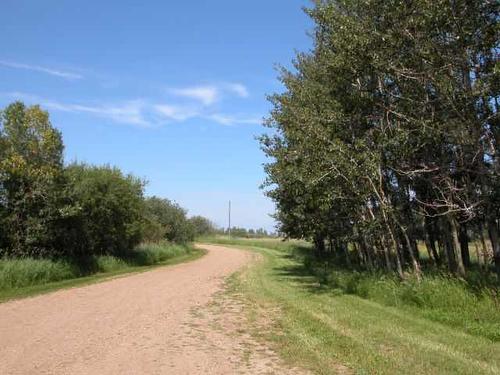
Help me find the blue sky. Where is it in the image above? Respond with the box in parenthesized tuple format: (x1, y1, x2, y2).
(0, 0, 312, 231)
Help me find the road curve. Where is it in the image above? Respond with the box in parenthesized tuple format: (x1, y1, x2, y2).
(0, 244, 260, 374)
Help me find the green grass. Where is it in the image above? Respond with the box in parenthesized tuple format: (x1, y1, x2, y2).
(203, 237, 500, 374)
(0, 242, 205, 302)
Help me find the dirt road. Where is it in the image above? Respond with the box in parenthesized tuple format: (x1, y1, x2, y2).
(0, 244, 303, 374)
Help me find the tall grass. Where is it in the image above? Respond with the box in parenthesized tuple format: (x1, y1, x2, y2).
(0, 242, 194, 292)
(292, 245, 500, 342)
(311, 266, 500, 341)
(0, 258, 77, 289)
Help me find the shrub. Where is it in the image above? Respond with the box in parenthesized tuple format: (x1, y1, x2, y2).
(65, 163, 146, 256)
(189, 216, 215, 237)
(144, 197, 194, 243)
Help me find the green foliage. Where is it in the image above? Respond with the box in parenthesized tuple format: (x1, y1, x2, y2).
(261, 0, 500, 278)
(0, 242, 194, 291)
(65, 163, 146, 256)
(0, 257, 76, 289)
(204, 236, 306, 251)
(299, 250, 500, 341)
(188, 215, 215, 237)
(0, 101, 205, 259)
(144, 197, 194, 243)
(214, 238, 500, 374)
(142, 215, 166, 243)
(206, 237, 500, 342)
(0, 102, 76, 257)
(131, 242, 192, 265)
(216, 227, 276, 238)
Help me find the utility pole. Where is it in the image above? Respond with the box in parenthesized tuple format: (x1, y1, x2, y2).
(228, 200, 231, 238)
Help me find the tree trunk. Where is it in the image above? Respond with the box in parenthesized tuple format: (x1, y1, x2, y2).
(449, 215, 466, 277)
(376, 201, 402, 277)
(380, 232, 394, 273)
(367, 204, 393, 272)
(474, 241, 483, 270)
(314, 235, 326, 258)
(361, 237, 374, 271)
(396, 219, 421, 279)
(479, 223, 490, 269)
(412, 239, 420, 261)
(487, 219, 500, 278)
(353, 241, 363, 267)
(441, 217, 456, 273)
(427, 219, 441, 265)
(424, 237, 435, 265)
(386, 219, 404, 279)
(342, 242, 352, 268)
(458, 223, 471, 268)
(329, 238, 334, 254)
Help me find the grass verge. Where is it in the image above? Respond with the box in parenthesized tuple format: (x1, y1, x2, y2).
(203, 237, 500, 374)
(0, 242, 205, 303)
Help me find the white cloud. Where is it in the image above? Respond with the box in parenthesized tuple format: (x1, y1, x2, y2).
(2, 92, 260, 127)
(223, 83, 249, 98)
(206, 113, 261, 126)
(154, 104, 198, 122)
(4, 92, 149, 126)
(168, 82, 249, 106)
(48, 101, 149, 127)
(169, 86, 219, 106)
(0, 60, 83, 80)
(51, 101, 149, 127)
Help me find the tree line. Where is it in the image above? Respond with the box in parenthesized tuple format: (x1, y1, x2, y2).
(0, 102, 215, 259)
(261, 0, 499, 279)
(218, 227, 276, 238)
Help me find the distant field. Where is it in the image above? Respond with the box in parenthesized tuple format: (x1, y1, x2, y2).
(203, 237, 500, 375)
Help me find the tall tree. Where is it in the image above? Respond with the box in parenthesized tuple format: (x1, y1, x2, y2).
(262, 0, 499, 277)
(0, 102, 71, 257)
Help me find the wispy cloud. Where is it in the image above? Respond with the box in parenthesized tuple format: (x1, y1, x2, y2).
(154, 104, 198, 122)
(223, 83, 249, 98)
(205, 113, 261, 126)
(169, 86, 219, 106)
(168, 82, 249, 106)
(0, 60, 83, 80)
(47, 100, 149, 126)
(3, 91, 260, 127)
(5, 92, 149, 126)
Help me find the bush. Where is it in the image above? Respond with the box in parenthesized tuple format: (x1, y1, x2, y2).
(0, 102, 199, 259)
(131, 242, 190, 265)
(65, 163, 146, 256)
(144, 197, 194, 243)
(189, 216, 215, 237)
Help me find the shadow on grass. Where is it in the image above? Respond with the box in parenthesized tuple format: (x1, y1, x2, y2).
(270, 242, 500, 305)
(270, 249, 338, 296)
(267, 244, 500, 341)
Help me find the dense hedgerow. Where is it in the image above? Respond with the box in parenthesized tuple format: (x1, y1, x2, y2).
(0, 102, 214, 261)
